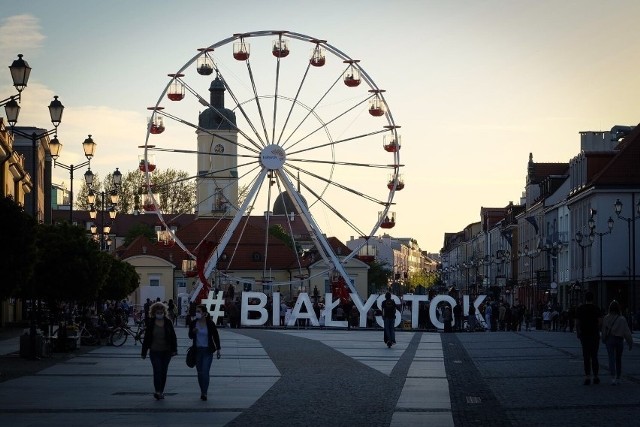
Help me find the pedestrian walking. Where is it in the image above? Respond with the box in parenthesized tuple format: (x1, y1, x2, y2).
(575, 291, 601, 385)
(143, 298, 151, 323)
(443, 305, 453, 333)
(188, 304, 222, 400)
(167, 299, 177, 325)
(601, 300, 633, 385)
(524, 307, 532, 331)
(381, 292, 397, 347)
(141, 302, 178, 399)
(484, 302, 493, 331)
(280, 300, 288, 326)
(453, 300, 462, 331)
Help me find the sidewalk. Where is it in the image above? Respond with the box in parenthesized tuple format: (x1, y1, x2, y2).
(0, 326, 452, 427)
(1, 325, 639, 426)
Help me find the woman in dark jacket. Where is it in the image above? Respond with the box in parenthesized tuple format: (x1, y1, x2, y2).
(141, 302, 178, 400)
(188, 304, 221, 400)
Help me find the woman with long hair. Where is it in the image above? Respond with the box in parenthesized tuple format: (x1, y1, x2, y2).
(188, 304, 221, 400)
(601, 300, 633, 385)
(141, 302, 178, 399)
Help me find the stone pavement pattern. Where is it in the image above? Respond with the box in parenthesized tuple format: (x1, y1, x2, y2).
(0, 326, 638, 426)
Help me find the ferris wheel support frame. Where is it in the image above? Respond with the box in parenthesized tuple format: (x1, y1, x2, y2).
(278, 170, 358, 296)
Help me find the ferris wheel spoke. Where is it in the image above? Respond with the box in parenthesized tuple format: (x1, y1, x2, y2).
(225, 176, 266, 273)
(211, 70, 267, 147)
(272, 52, 283, 145)
(281, 74, 346, 150)
(287, 157, 396, 169)
(276, 62, 311, 146)
(278, 171, 358, 294)
(287, 128, 387, 156)
(285, 96, 370, 152)
(148, 146, 261, 159)
(278, 167, 367, 237)
(244, 60, 270, 144)
(272, 178, 305, 273)
(192, 161, 262, 216)
(203, 168, 269, 279)
(283, 164, 392, 205)
(156, 108, 262, 153)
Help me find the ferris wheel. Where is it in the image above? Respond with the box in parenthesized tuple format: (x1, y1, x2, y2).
(141, 30, 403, 300)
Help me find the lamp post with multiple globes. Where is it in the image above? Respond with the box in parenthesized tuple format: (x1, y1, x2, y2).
(87, 168, 122, 251)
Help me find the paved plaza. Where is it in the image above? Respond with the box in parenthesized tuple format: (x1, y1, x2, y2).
(0, 325, 639, 427)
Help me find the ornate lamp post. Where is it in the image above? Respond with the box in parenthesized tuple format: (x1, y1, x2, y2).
(519, 243, 542, 313)
(48, 135, 96, 223)
(541, 241, 563, 305)
(6, 90, 64, 221)
(574, 230, 595, 301)
(2, 55, 53, 358)
(589, 214, 614, 305)
(614, 197, 640, 327)
(87, 168, 122, 250)
(4, 56, 67, 221)
(1, 54, 31, 110)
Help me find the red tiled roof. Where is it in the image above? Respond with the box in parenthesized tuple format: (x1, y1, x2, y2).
(114, 214, 350, 272)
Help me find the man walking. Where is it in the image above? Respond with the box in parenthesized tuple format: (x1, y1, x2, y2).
(381, 292, 397, 347)
(576, 291, 602, 385)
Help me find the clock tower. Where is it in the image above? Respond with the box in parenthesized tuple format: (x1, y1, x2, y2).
(196, 77, 238, 218)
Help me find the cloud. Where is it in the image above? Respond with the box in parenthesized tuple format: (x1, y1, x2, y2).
(0, 14, 45, 56)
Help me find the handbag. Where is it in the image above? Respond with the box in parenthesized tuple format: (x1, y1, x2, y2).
(602, 315, 619, 344)
(186, 345, 196, 368)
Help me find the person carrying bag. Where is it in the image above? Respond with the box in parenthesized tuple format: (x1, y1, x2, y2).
(141, 302, 178, 400)
(188, 304, 221, 401)
(601, 300, 633, 385)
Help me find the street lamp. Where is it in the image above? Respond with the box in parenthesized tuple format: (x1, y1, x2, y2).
(0, 54, 31, 114)
(614, 197, 640, 327)
(541, 241, 563, 305)
(87, 168, 122, 251)
(49, 135, 96, 223)
(519, 244, 542, 313)
(7, 95, 64, 221)
(574, 230, 595, 303)
(2, 54, 50, 359)
(590, 214, 614, 305)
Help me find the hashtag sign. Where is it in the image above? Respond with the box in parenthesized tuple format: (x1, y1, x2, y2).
(201, 290, 225, 323)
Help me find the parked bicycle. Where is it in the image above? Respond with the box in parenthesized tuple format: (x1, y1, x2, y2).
(51, 321, 102, 346)
(110, 320, 146, 347)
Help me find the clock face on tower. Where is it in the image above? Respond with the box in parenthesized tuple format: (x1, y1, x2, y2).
(214, 144, 224, 154)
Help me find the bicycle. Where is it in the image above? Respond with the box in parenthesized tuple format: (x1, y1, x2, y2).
(51, 321, 101, 347)
(110, 320, 146, 347)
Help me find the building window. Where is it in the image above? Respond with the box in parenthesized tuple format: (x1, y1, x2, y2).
(149, 274, 161, 286)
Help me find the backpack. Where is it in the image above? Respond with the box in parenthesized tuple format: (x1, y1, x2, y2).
(382, 300, 397, 318)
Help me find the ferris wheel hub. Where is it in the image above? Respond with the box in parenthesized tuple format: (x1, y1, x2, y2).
(259, 144, 287, 170)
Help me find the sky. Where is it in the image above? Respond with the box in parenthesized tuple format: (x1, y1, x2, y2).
(2, 0, 640, 254)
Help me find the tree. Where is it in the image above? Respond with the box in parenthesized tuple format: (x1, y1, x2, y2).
(81, 168, 197, 214)
(75, 173, 102, 210)
(0, 197, 36, 300)
(30, 222, 110, 304)
(124, 222, 156, 247)
(98, 254, 140, 300)
(153, 168, 196, 213)
(268, 224, 301, 253)
(367, 260, 393, 294)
